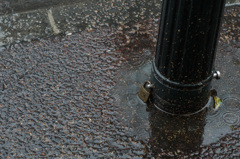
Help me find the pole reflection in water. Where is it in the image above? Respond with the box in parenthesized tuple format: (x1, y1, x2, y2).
(148, 105, 207, 154)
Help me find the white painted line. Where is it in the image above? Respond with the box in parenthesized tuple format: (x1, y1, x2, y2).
(47, 9, 60, 34)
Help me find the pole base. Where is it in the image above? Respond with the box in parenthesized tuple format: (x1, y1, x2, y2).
(150, 58, 213, 115)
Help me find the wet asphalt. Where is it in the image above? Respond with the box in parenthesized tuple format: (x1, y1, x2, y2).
(0, 0, 240, 158)
(0, 0, 162, 49)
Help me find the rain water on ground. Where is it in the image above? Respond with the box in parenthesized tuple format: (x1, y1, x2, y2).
(0, 0, 240, 158)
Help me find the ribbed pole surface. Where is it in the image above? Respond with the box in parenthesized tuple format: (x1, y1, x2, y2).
(151, 0, 226, 114)
(155, 0, 226, 84)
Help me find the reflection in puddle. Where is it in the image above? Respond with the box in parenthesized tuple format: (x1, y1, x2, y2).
(148, 106, 206, 154)
(113, 56, 240, 156)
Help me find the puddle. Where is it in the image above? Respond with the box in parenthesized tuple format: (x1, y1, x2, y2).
(112, 4, 240, 157)
(113, 54, 240, 156)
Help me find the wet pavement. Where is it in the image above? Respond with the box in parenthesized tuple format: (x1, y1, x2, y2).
(0, 0, 240, 158)
(0, 0, 239, 49)
(0, 0, 162, 49)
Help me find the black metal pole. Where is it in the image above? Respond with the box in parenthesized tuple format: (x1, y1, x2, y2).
(151, 0, 226, 114)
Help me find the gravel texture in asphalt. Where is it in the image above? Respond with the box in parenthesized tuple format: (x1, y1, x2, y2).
(0, 1, 240, 158)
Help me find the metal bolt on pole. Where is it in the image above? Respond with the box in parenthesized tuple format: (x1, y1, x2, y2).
(151, 0, 226, 114)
